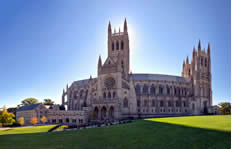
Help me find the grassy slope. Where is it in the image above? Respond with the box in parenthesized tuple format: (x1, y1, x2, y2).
(146, 115, 231, 132)
(0, 116, 231, 149)
(0, 125, 57, 134)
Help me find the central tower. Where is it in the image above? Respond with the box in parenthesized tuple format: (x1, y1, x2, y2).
(107, 19, 130, 79)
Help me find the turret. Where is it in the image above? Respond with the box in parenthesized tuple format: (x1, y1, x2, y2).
(98, 55, 102, 75)
(186, 56, 189, 64)
(108, 21, 112, 37)
(193, 46, 196, 58)
(124, 18, 128, 33)
(198, 40, 201, 52)
(207, 43, 210, 56)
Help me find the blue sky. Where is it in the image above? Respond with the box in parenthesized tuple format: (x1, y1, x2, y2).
(0, 0, 231, 107)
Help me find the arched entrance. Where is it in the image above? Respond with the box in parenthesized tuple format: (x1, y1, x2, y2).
(109, 106, 114, 119)
(94, 107, 99, 120)
(101, 106, 107, 120)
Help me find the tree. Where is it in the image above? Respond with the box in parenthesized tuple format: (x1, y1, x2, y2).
(18, 117, 25, 126)
(31, 117, 38, 125)
(43, 99, 54, 105)
(40, 116, 47, 124)
(0, 107, 15, 127)
(21, 98, 39, 106)
(218, 102, 231, 115)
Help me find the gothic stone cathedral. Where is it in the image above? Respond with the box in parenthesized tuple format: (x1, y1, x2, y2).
(61, 19, 212, 122)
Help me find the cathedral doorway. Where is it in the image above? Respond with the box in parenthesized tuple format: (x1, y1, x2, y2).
(109, 106, 114, 120)
(101, 106, 107, 120)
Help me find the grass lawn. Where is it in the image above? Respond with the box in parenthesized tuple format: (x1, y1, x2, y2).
(0, 115, 230, 149)
(0, 125, 57, 134)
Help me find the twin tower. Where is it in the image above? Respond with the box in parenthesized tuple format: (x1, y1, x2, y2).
(182, 40, 212, 105)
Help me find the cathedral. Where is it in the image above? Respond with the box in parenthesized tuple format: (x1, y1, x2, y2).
(60, 19, 212, 122)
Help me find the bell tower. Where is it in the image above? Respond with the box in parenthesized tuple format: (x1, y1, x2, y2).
(107, 19, 130, 79)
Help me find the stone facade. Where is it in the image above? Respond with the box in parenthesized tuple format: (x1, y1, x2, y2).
(60, 19, 213, 123)
(16, 103, 87, 125)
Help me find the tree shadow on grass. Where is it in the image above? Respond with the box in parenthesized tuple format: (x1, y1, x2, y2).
(0, 120, 231, 149)
(141, 120, 231, 149)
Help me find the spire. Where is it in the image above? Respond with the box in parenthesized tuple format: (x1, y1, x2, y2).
(66, 84, 68, 92)
(186, 56, 189, 64)
(124, 18, 128, 33)
(119, 27, 120, 33)
(63, 88, 65, 94)
(183, 60, 185, 67)
(108, 21, 112, 35)
(114, 28, 116, 33)
(193, 46, 196, 57)
(207, 43, 210, 55)
(198, 40, 201, 51)
(90, 75, 92, 80)
(98, 55, 102, 66)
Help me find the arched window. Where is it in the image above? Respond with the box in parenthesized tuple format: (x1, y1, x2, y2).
(192, 103, 195, 111)
(174, 87, 177, 95)
(143, 85, 148, 95)
(123, 98, 128, 107)
(168, 101, 172, 107)
(73, 91, 78, 99)
(137, 100, 141, 107)
(159, 86, 163, 95)
(112, 42, 114, 50)
(103, 92, 106, 99)
(121, 41, 124, 50)
(150, 85, 156, 95)
(113, 92, 116, 98)
(167, 87, 170, 95)
(135, 84, 141, 95)
(176, 100, 181, 107)
(108, 92, 111, 98)
(116, 41, 119, 50)
(152, 100, 156, 107)
(160, 101, 164, 107)
(183, 101, 186, 107)
(80, 90, 84, 98)
(121, 60, 124, 69)
(188, 69, 190, 75)
(144, 100, 148, 107)
(177, 87, 180, 96)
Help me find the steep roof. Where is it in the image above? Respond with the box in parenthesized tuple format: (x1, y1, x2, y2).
(17, 103, 41, 112)
(73, 78, 97, 86)
(130, 73, 189, 82)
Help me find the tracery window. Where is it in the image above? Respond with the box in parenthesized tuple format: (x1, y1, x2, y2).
(168, 101, 172, 107)
(79, 90, 84, 98)
(108, 92, 111, 98)
(137, 100, 141, 107)
(112, 42, 114, 50)
(144, 100, 148, 107)
(143, 85, 148, 95)
(103, 92, 106, 99)
(160, 100, 164, 107)
(121, 40, 124, 50)
(116, 41, 119, 50)
(167, 87, 170, 95)
(135, 84, 141, 95)
(159, 86, 163, 95)
(152, 100, 156, 107)
(123, 98, 128, 107)
(176, 100, 181, 107)
(150, 85, 156, 95)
